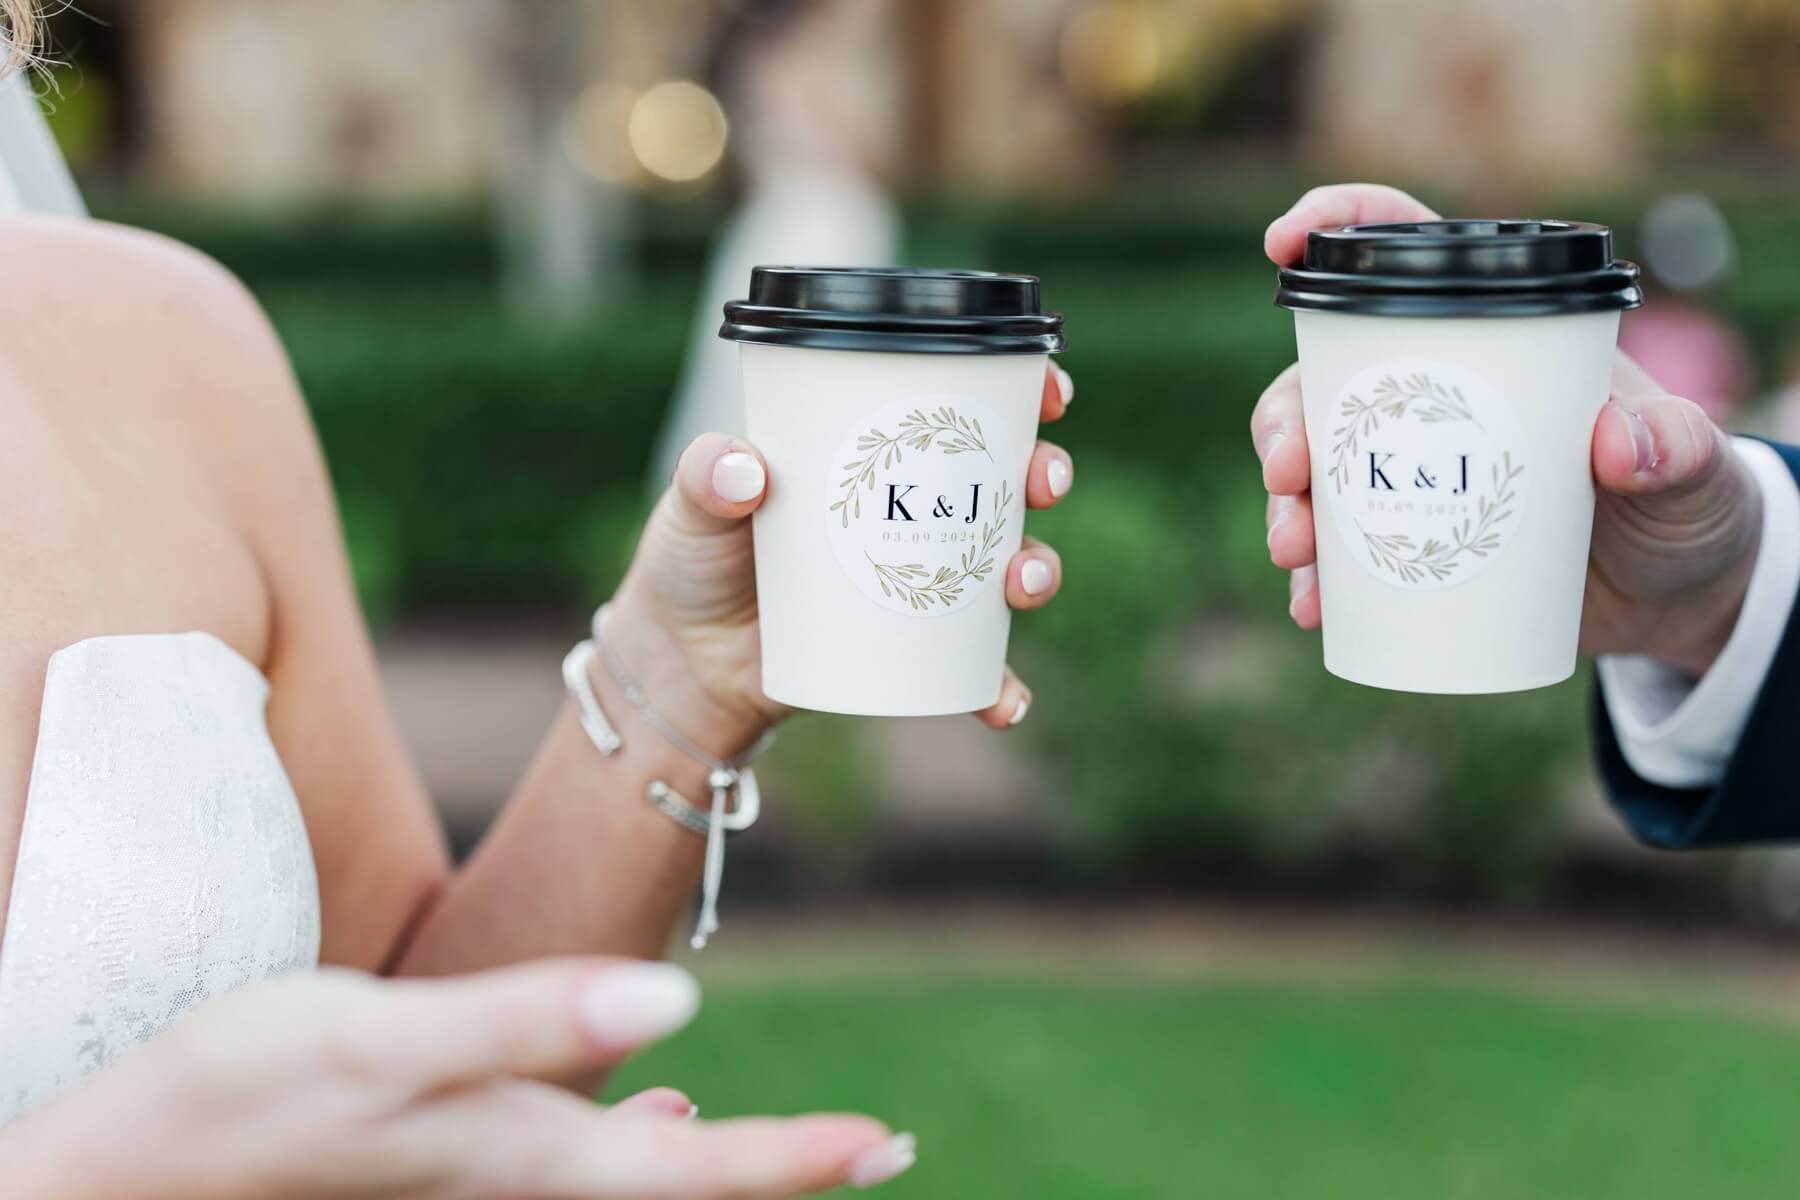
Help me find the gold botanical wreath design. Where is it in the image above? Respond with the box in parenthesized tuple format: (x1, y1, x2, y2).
(830, 406, 993, 528)
(864, 480, 1012, 611)
(1326, 371, 1485, 495)
(1356, 453, 1523, 584)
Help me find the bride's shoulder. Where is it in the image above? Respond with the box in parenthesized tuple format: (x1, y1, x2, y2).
(0, 212, 306, 435)
(10, 212, 269, 334)
(0, 212, 250, 302)
(0, 210, 325, 564)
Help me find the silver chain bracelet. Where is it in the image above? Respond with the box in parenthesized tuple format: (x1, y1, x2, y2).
(563, 641, 763, 835)
(562, 604, 775, 949)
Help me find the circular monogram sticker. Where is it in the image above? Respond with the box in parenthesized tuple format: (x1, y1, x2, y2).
(1323, 360, 1531, 591)
(825, 397, 1019, 617)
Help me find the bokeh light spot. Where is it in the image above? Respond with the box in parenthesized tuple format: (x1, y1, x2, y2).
(627, 80, 729, 184)
(1061, 1, 1163, 106)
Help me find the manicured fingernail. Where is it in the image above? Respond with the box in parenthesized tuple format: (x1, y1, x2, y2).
(685, 1103, 699, 1121)
(1623, 408, 1659, 474)
(1020, 559, 1054, 596)
(1053, 365, 1074, 407)
(713, 451, 766, 503)
(1046, 457, 1073, 498)
(1287, 567, 1311, 624)
(1008, 696, 1030, 726)
(577, 963, 701, 1048)
(1267, 496, 1294, 548)
(851, 1133, 918, 1189)
(1259, 429, 1286, 463)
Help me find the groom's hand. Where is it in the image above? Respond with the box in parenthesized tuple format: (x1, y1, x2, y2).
(1255, 184, 1763, 677)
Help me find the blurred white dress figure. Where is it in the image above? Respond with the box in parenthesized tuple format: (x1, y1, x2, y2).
(651, 0, 900, 483)
(0, 87, 321, 1124)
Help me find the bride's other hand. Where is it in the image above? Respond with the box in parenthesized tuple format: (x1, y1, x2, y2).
(3, 959, 915, 1200)
(607, 362, 1075, 742)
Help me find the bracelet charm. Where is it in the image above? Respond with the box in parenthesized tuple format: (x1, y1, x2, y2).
(646, 771, 761, 838)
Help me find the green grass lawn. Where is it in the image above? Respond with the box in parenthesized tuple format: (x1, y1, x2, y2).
(607, 969, 1800, 1199)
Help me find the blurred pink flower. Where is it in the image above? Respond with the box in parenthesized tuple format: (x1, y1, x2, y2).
(1618, 302, 1752, 425)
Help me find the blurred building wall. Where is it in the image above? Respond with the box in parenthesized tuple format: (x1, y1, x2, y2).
(1306, 0, 1646, 204)
(114, 0, 1681, 209)
(921, 0, 1100, 192)
(138, 0, 505, 201)
(125, 0, 1099, 204)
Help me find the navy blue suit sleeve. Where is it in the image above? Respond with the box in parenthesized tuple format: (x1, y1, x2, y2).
(1596, 440, 1800, 848)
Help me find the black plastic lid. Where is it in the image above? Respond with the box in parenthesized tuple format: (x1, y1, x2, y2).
(1276, 220, 1644, 317)
(720, 266, 1066, 355)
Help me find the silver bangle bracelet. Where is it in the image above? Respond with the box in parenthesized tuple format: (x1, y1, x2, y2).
(562, 640, 622, 756)
(562, 605, 775, 949)
(561, 639, 766, 838)
(558, 644, 763, 841)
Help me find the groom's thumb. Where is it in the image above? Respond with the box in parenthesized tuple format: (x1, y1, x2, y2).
(1592, 395, 1733, 502)
(669, 433, 768, 533)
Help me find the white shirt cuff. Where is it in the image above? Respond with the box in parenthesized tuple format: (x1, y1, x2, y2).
(1597, 437, 1800, 789)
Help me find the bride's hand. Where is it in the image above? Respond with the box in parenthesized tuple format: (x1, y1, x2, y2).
(608, 363, 1076, 744)
(4, 960, 915, 1200)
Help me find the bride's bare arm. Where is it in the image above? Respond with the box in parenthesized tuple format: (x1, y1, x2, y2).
(148, 223, 1074, 974)
(171, 243, 761, 971)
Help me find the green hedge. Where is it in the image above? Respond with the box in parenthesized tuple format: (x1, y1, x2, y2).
(259, 258, 1296, 614)
(104, 195, 1800, 892)
(269, 284, 690, 612)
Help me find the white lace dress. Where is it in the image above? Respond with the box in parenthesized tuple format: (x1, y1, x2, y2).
(0, 633, 320, 1123)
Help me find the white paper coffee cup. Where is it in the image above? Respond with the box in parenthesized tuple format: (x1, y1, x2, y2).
(721, 267, 1065, 715)
(1277, 221, 1643, 694)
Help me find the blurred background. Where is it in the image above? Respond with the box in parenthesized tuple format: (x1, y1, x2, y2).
(33, 1, 1800, 1193)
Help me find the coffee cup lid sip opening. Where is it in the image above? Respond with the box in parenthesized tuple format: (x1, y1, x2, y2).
(1275, 220, 1644, 318)
(720, 266, 1066, 355)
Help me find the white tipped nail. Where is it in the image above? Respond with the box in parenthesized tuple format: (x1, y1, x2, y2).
(1053, 365, 1074, 406)
(1020, 558, 1054, 596)
(712, 451, 766, 503)
(1267, 495, 1294, 548)
(1623, 408, 1659, 474)
(1008, 696, 1030, 726)
(685, 1103, 699, 1121)
(577, 963, 701, 1048)
(1046, 457, 1073, 498)
(850, 1133, 918, 1189)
